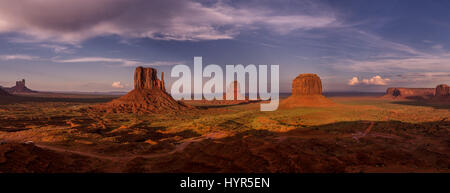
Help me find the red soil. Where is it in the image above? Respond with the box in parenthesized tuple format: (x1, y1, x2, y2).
(101, 88, 192, 113)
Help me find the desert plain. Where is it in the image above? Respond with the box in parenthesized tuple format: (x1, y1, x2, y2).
(0, 76, 449, 173)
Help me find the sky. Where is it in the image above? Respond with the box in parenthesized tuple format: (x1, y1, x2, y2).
(0, 0, 449, 93)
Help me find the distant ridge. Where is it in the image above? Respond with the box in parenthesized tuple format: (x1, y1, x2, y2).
(0, 87, 11, 96)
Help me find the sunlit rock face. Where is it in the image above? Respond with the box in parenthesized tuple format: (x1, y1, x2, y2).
(102, 67, 191, 113)
(291, 74, 322, 96)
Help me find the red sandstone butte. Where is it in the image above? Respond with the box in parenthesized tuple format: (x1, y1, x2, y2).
(281, 73, 334, 108)
(103, 67, 191, 113)
(4, 79, 36, 94)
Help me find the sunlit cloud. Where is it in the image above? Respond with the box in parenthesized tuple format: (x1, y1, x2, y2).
(348, 77, 360, 86)
(348, 76, 390, 86)
(111, 81, 124, 88)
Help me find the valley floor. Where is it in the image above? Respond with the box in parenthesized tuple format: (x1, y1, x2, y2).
(0, 94, 449, 173)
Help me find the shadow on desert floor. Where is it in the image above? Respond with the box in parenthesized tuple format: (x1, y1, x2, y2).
(2, 119, 448, 173)
(390, 100, 450, 110)
(188, 100, 262, 109)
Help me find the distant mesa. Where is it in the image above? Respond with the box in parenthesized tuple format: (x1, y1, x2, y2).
(435, 84, 450, 97)
(101, 67, 191, 113)
(4, 79, 36, 94)
(281, 73, 334, 108)
(383, 87, 435, 99)
(431, 84, 450, 103)
(383, 84, 449, 103)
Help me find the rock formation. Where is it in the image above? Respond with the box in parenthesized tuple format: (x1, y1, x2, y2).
(430, 84, 450, 103)
(226, 80, 245, 100)
(0, 87, 10, 96)
(4, 79, 36, 94)
(435, 84, 450, 97)
(292, 74, 322, 96)
(384, 88, 435, 99)
(281, 73, 334, 108)
(134, 67, 166, 91)
(102, 67, 191, 113)
(195, 80, 250, 105)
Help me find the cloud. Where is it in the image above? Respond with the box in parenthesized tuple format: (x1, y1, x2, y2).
(111, 81, 124, 88)
(40, 44, 74, 53)
(0, 54, 38, 60)
(55, 57, 139, 66)
(344, 54, 450, 72)
(348, 77, 360, 86)
(348, 76, 390, 86)
(0, 0, 336, 43)
(54, 57, 183, 67)
(363, 76, 390, 85)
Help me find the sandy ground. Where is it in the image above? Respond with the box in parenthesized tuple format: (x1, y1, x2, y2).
(0, 94, 449, 173)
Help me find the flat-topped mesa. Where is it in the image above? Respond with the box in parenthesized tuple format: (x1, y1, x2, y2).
(281, 73, 334, 108)
(384, 88, 435, 99)
(134, 67, 165, 91)
(435, 84, 450, 97)
(292, 73, 322, 96)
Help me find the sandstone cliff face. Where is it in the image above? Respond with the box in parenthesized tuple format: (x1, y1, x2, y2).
(134, 67, 165, 91)
(292, 74, 322, 96)
(103, 67, 190, 113)
(435, 84, 450, 97)
(281, 73, 334, 108)
(384, 88, 435, 99)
